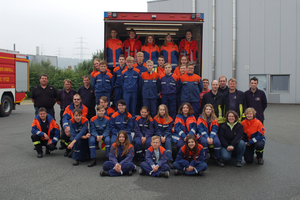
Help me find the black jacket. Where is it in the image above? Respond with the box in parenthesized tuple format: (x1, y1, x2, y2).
(219, 122, 243, 148)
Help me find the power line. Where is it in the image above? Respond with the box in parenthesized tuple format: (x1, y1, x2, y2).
(73, 36, 89, 59)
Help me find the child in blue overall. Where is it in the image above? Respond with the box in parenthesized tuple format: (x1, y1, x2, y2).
(140, 60, 159, 117)
(134, 106, 154, 165)
(67, 108, 90, 166)
(93, 60, 113, 105)
(139, 136, 170, 178)
(88, 105, 111, 167)
(173, 135, 207, 176)
(100, 131, 136, 176)
(122, 56, 141, 117)
(154, 104, 174, 168)
(197, 104, 224, 167)
(113, 54, 127, 108)
(110, 100, 133, 144)
(158, 63, 179, 120)
(173, 102, 197, 149)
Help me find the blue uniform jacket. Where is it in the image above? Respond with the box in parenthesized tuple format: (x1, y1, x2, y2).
(173, 114, 197, 142)
(140, 71, 159, 99)
(90, 115, 110, 138)
(92, 71, 113, 93)
(179, 73, 203, 102)
(175, 144, 205, 168)
(145, 146, 168, 168)
(159, 73, 179, 95)
(31, 114, 60, 144)
(110, 111, 133, 136)
(69, 117, 88, 141)
(62, 102, 88, 129)
(133, 62, 147, 73)
(160, 42, 179, 69)
(109, 143, 135, 165)
(197, 115, 219, 139)
(122, 67, 141, 93)
(134, 116, 154, 138)
(106, 38, 123, 68)
(154, 116, 173, 138)
(113, 65, 127, 88)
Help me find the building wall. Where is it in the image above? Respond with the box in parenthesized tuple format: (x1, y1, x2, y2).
(28, 55, 58, 68)
(148, 0, 300, 103)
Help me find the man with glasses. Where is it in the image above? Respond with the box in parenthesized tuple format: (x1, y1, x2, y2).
(61, 94, 88, 157)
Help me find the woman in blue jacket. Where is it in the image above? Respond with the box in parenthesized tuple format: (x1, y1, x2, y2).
(110, 100, 133, 144)
(173, 135, 207, 176)
(100, 130, 136, 176)
(134, 106, 154, 165)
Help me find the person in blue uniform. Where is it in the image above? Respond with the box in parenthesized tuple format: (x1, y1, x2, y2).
(100, 130, 136, 176)
(113, 54, 127, 108)
(134, 106, 154, 165)
(139, 136, 170, 178)
(110, 100, 133, 144)
(88, 105, 111, 167)
(173, 135, 207, 176)
(67, 108, 90, 166)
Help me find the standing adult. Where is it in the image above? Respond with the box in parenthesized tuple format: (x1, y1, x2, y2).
(123, 28, 142, 60)
(160, 33, 179, 70)
(201, 80, 225, 124)
(141, 34, 160, 68)
(179, 29, 198, 65)
(31, 74, 57, 118)
(106, 29, 123, 71)
(78, 75, 96, 120)
(244, 77, 267, 124)
(200, 78, 210, 107)
(218, 75, 229, 96)
(57, 79, 77, 149)
(224, 78, 246, 122)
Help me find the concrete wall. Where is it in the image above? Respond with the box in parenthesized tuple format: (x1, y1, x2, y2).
(148, 0, 300, 103)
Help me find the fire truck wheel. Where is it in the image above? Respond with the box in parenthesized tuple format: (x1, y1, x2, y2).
(0, 95, 13, 117)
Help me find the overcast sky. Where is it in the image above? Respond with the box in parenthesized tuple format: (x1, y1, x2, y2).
(0, 0, 148, 59)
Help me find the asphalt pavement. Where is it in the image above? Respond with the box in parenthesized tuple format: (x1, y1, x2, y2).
(0, 103, 300, 200)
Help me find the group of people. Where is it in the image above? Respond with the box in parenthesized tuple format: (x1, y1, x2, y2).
(29, 28, 267, 178)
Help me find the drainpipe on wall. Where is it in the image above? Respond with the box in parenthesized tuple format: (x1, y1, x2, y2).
(192, 0, 196, 13)
(212, 0, 216, 80)
(232, 0, 237, 78)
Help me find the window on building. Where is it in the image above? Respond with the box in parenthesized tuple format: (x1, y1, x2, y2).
(270, 75, 289, 93)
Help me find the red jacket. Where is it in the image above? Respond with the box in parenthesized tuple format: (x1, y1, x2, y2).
(123, 36, 142, 59)
(106, 38, 123, 68)
(179, 39, 198, 63)
(160, 42, 179, 69)
(141, 43, 160, 65)
(241, 118, 266, 145)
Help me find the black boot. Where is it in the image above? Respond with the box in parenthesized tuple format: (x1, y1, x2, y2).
(100, 171, 109, 176)
(87, 159, 97, 167)
(37, 151, 43, 158)
(174, 169, 185, 176)
(215, 158, 224, 167)
(73, 159, 79, 166)
(159, 171, 169, 178)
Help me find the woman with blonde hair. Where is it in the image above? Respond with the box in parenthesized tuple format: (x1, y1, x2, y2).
(197, 104, 224, 167)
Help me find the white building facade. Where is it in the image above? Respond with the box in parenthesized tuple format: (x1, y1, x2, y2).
(148, 0, 300, 103)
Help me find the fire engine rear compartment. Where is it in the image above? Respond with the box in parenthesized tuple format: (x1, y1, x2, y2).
(104, 20, 203, 75)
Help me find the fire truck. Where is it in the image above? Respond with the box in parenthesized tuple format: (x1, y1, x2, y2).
(0, 49, 29, 117)
(103, 12, 204, 75)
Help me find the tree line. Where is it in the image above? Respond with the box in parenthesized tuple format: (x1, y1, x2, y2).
(28, 50, 104, 97)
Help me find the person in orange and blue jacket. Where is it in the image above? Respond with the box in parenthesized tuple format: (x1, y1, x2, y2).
(154, 104, 174, 167)
(91, 58, 110, 87)
(62, 94, 88, 157)
(123, 28, 142, 60)
(110, 100, 133, 145)
(67, 108, 90, 166)
(100, 131, 136, 176)
(122, 56, 141, 117)
(31, 107, 60, 158)
(113, 54, 127, 108)
(133, 52, 147, 115)
(141, 35, 160, 68)
(92, 60, 113, 105)
(106, 29, 123, 71)
(88, 105, 111, 167)
(160, 33, 179, 71)
(179, 29, 199, 64)
(173, 135, 207, 176)
(140, 60, 159, 117)
(134, 106, 154, 165)
(197, 104, 224, 167)
(139, 136, 170, 178)
(241, 107, 266, 165)
(173, 102, 197, 150)
(179, 63, 203, 119)
(158, 63, 179, 120)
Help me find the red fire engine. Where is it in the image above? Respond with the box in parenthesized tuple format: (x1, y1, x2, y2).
(0, 50, 29, 117)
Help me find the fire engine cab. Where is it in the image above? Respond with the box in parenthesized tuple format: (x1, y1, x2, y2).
(0, 49, 29, 117)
